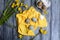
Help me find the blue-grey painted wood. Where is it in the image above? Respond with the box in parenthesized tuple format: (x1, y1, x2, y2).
(51, 0, 60, 40)
(0, 0, 60, 40)
(59, 0, 60, 40)
(3, 0, 13, 40)
(0, 0, 4, 40)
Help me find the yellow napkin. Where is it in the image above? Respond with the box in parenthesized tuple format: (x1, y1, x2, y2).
(16, 6, 47, 36)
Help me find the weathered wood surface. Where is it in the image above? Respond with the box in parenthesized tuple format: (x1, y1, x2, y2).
(0, 0, 60, 40)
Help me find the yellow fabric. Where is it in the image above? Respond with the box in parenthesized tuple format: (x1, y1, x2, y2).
(16, 6, 47, 36)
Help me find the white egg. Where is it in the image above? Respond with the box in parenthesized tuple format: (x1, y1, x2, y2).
(41, 0, 51, 8)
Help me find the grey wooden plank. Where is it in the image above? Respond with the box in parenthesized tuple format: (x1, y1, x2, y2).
(0, 0, 4, 11)
(3, 15, 14, 40)
(51, 0, 60, 40)
(0, 26, 3, 40)
(12, 13, 18, 40)
(3, 0, 13, 40)
(0, 0, 4, 40)
(24, 0, 31, 6)
(33, 34, 42, 40)
(42, 7, 52, 40)
(59, 0, 60, 40)
(3, 24, 13, 40)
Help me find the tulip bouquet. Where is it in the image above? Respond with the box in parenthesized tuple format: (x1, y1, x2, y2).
(0, 0, 28, 25)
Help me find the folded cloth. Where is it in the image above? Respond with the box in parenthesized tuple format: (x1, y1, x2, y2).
(16, 6, 47, 36)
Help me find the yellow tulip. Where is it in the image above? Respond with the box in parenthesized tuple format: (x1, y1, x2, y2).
(11, 3, 16, 8)
(19, 35, 23, 38)
(16, 3, 20, 7)
(18, 7, 22, 11)
(43, 30, 47, 34)
(24, 4, 28, 8)
(44, 11, 48, 14)
(20, 3, 24, 6)
(40, 29, 47, 34)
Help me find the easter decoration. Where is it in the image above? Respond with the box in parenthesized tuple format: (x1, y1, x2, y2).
(16, 0, 51, 39)
(0, 0, 51, 40)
